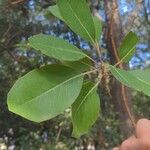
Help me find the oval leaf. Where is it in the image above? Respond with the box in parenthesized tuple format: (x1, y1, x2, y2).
(130, 69, 150, 96)
(118, 31, 139, 63)
(7, 65, 84, 122)
(110, 65, 150, 97)
(48, 5, 64, 21)
(93, 16, 102, 42)
(57, 0, 96, 44)
(48, 4, 100, 44)
(28, 34, 86, 61)
(72, 82, 100, 138)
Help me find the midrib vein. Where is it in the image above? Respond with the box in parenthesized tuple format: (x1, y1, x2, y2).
(73, 82, 99, 119)
(112, 67, 130, 84)
(67, 2, 95, 44)
(30, 44, 86, 57)
(16, 73, 84, 107)
(121, 46, 135, 62)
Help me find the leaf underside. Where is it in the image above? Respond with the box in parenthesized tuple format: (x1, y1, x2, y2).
(93, 16, 102, 42)
(7, 65, 84, 122)
(110, 65, 150, 97)
(72, 82, 100, 137)
(28, 34, 86, 61)
(48, 4, 102, 43)
(118, 31, 139, 63)
(57, 0, 96, 44)
(48, 5, 64, 21)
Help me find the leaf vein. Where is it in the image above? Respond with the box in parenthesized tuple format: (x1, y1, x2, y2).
(67, 1, 95, 44)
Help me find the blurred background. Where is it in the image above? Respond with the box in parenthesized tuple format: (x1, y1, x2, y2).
(0, 0, 150, 149)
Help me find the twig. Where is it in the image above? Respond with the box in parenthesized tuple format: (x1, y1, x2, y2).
(56, 127, 62, 142)
(121, 85, 137, 131)
(110, 7, 122, 68)
(11, 0, 25, 5)
(2, 24, 11, 39)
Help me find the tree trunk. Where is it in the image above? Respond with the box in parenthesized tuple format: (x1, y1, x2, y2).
(104, 0, 136, 137)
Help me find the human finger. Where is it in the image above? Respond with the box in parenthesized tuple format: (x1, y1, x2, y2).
(120, 136, 140, 150)
(136, 119, 150, 138)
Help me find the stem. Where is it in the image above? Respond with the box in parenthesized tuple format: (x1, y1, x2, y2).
(114, 60, 123, 67)
(94, 40, 104, 62)
(121, 85, 137, 132)
(11, 0, 25, 5)
(85, 54, 97, 64)
(80, 61, 95, 69)
(94, 41, 101, 57)
(83, 68, 98, 76)
(114, 58, 126, 67)
(56, 126, 62, 142)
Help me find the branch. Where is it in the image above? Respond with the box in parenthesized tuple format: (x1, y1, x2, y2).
(11, 0, 25, 5)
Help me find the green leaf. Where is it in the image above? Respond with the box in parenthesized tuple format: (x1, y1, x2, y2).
(7, 65, 84, 122)
(48, 5, 64, 21)
(57, 0, 96, 44)
(118, 31, 139, 63)
(28, 34, 86, 61)
(93, 16, 102, 42)
(63, 58, 93, 73)
(72, 81, 100, 138)
(110, 65, 150, 97)
(48, 4, 101, 44)
(130, 69, 150, 96)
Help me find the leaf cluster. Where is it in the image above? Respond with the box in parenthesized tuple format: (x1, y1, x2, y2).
(7, 0, 150, 138)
